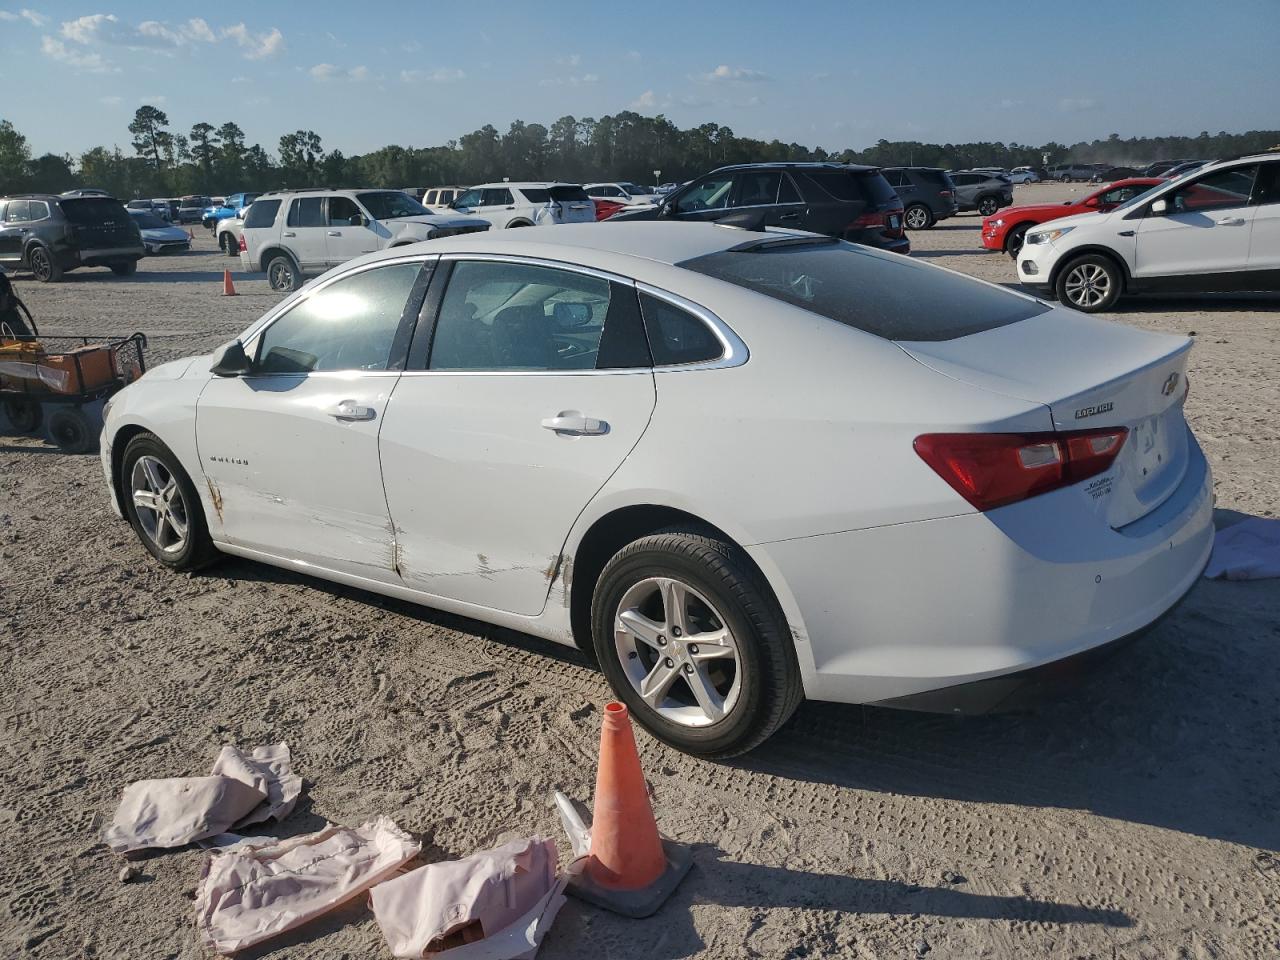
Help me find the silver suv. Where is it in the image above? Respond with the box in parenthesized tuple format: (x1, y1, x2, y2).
(240, 188, 489, 291)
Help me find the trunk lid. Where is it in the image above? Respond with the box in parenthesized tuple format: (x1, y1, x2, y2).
(62, 197, 139, 249)
(899, 309, 1192, 528)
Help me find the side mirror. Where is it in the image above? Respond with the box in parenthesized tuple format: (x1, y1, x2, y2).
(1083, 196, 1099, 207)
(210, 339, 252, 377)
(1150, 198, 1169, 216)
(350, 214, 364, 227)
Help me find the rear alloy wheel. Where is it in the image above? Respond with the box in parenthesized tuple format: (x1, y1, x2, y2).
(28, 246, 62, 283)
(591, 527, 802, 758)
(121, 433, 217, 570)
(904, 203, 934, 230)
(1056, 254, 1122, 313)
(48, 407, 96, 453)
(1005, 222, 1031, 257)
(977, 196, 1000, 217)
(266, 254, 302, 292)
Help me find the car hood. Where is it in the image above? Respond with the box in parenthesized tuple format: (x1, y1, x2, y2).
(386, 214, 488, 229)
(1025, 210, 1106, 234)
(140, 225, 190, 241)
(993, 202, 1086, 222)
(141, 356, 198, 382)
(606, 205, 663, 222)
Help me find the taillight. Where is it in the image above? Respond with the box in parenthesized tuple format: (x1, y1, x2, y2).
(238, 234, 247, 252)
(914, 427, 1129, 511)
(939, 190, 952, 197)
(848, 211, 886, 230)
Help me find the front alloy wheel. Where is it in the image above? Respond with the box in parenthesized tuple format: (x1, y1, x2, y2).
(614, 577, 742, 726)
(131, 454, 190, 555)
(977, 197, 1000, 217)
(1056, 255, 1121, 312)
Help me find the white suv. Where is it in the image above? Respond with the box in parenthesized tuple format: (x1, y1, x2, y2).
(1018, 152, 1280, 312)
(240, 188, 489, 291)
(447, 183, 595, 229)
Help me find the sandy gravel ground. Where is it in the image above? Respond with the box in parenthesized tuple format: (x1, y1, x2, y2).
(2, 185, 1279, 959)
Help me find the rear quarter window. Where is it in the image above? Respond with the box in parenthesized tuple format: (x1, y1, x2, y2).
(678, 240, 1049, 342)
(244, 199, 282, 229)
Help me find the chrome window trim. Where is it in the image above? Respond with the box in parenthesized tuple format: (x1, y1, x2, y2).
(635, 282, 748, 372)
(242, 253, 437, 360)
(435, 251, 632, 286)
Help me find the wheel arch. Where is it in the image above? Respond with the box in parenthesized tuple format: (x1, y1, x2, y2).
(1048, 244, 1132, 292)
(1003, 220, 1039, 252)
(258, 244, 297, 272)
(504, 218, 534, 229)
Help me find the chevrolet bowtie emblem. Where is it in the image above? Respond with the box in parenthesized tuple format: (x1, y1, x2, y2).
(1161, 372, 1180, 397)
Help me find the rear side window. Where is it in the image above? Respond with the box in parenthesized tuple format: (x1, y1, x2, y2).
(678, 241, 1049, 342)
(918, 169, 952, 187)
(244, 199, 281, 228)
(27, 200, 50, 220)
(639, 293, 723, 366)
(61, 198, 130, 225)
(517, 188, 548, 203)
(287, 197, 325, 227)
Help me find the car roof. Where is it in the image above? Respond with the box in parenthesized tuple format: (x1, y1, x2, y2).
(0, 193, 63, 201)
(472, 182, 579, 189)
(709, 161, 878, 174)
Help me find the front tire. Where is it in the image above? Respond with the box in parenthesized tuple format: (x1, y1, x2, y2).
(3, 398, 42, 434)
(266, 253, 302, 292)
(28, 246, 62, 283)
(1055, 254, 1122, 312)
(1005, 222, 1032, 257)
(110, 259, 138, 276)
(904, 203, 934, 230)
(590, 527, 802, 758)
(120, 432, 218, 571)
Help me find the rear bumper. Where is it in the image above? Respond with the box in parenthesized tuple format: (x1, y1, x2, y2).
(752, 434, 1214, 706)
(76, 246, 145, 266)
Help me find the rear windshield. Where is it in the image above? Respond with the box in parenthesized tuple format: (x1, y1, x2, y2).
(801, 170, 897, 206)
(244, 198, 281, 228)
(522, 185, 590, 203)
(678, 240, 1049, 342)
(358, 190, 428, 220)
(61, 198, 131, 226)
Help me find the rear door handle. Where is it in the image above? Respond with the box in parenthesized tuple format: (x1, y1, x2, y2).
(282, 231, 296, 237)
(327, 230, 341, 236)
(1216, 217, 1245, 226)
(541, 411, 609, 436)
(778, 212, 800, 222)
(329, 400, 376, 422)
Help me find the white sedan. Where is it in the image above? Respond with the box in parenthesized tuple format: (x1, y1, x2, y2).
(100, 223, 1214, 756)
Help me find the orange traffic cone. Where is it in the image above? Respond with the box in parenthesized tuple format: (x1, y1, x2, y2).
(222, 269, 238, 296)
(566, 702, 692, 917)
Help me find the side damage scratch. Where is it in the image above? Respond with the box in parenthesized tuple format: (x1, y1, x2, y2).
(206, 480, 224, 524)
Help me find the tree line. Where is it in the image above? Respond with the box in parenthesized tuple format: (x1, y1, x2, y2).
(1, 106, 1277, 199)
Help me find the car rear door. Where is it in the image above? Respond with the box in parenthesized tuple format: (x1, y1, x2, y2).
(1247, 162, 1280, 271)
(0, 200, 25, 264)
(1135, 164, 1258, 278)
(196, 257, 429, 578)
(378, 255, 656, 615)
(282, 196, 329, 271)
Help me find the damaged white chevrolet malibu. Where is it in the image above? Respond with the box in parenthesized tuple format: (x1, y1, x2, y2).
(100, 222, 1214, 757)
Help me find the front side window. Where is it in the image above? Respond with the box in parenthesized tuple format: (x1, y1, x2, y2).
(255, 263, 422, 374)
(453, 189, 482, 207)
(287, 197, 326, 228)
(1169, 165, 1258, 213)
(428, 260, 647, 371)
(675, 176, 733, 214)
(734, 170, 781, 207)
(1098, 184, 1149, 206)
(357, 191, 427, 220)
(4, 200, 29, 222)
(328, 196, 362, 225)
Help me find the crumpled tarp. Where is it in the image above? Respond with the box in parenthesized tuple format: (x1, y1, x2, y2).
(1204, 517, 1280, 580)
(370, 836, 566, 959)
(196, 816, 421, 955)
(102, 743, 302, 854)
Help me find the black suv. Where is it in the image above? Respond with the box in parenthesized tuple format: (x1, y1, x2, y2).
(0, 194, 143, 282)
(881, 167, 959, 229)
(609, 163, 909, 254)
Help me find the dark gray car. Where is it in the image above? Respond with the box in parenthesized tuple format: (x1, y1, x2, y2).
(948, 171, 1014, 217)
(882, 167, 959, 229)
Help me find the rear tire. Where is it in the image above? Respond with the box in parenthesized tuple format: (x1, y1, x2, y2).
(266, 253, 302, 292)
(220, 233, 238, 256)
(3, 398, 42, 434)
(590, 527, 802, 758)
(48, 407, 96, 453)
(1055, 254, 1122, 313)
(28, 246, 62, 283)
(904, 203, 934, 230)
(977, 196, 1000, 217)
(120, 432, 218, 571)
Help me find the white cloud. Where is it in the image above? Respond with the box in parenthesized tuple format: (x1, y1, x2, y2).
(700, 64, 770, 83)
(40, 35, 113, 71)
(630, 89, 658, 110)
(141, 94, 167, 105)
(311, 63, 368, 82)
(222, 23, 284, 60)
(309, 62, 339, 80)
(347, 64, 368, 81)
(554, 53, 581, 67)
(539, 72, 598, 87)
(400, 67, 465, 83)
(2, 8, 47, 26)
(1059, 97, 1098, 113)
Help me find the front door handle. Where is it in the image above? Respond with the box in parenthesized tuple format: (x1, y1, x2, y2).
(282, 231, 296, 237)
(778, 212, 800, 222)
(327, 230, 341, 236)
(541, 411, 609, 436)
(330, 400, 376, 422)
(1216, 217, 1246, 226)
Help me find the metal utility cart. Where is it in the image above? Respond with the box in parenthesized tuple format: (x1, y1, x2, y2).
(0, 317, 147, 453)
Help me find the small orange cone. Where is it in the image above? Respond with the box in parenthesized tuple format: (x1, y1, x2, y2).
(567, 702, 692, 917)
(221, 269, 238, 296)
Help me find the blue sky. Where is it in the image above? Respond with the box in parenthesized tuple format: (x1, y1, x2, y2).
(2, 0, 1277, 158)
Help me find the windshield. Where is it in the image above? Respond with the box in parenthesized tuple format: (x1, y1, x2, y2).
(678, 240, 1048, 342)
(357, 191, 428, 219)
(1112, 181, 1169, 212)
(129, 211, 170, 229)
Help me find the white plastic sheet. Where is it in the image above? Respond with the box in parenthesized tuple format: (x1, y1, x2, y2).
(196, 817, 421, 955)
(370, 836, 566, 959)
(1205, 517, 1280, 580)
(102, 743, 302, 854)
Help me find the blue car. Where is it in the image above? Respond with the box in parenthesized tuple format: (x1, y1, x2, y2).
(201, 192, 261, 230)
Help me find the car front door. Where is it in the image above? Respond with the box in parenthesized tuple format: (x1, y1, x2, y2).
(324, 195, 380, 266)
(196, 257, 429, 578)
(1135, 165, 1259, 278)
(378, 256, 657, 615)
(282, 196, 329, 271)
(668, 173, 737, 224)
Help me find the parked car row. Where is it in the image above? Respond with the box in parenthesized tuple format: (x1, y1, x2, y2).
(0, 193, 143, 281)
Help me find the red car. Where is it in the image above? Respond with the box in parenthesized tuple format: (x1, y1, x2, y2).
(982, 177, 1163, 255)
(592, 198, 627, 221)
